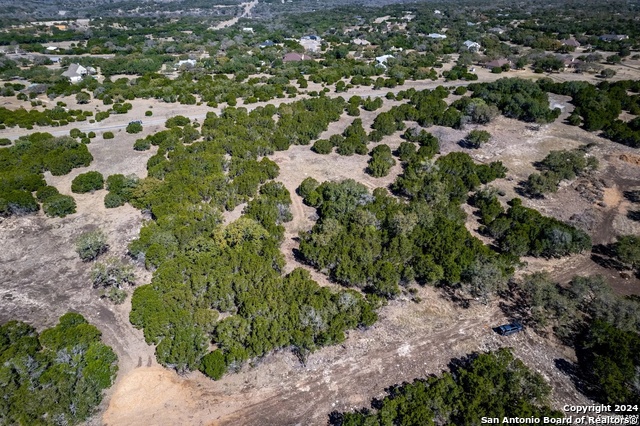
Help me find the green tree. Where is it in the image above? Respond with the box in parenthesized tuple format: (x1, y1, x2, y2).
(126, 121, 143, 134)
(0, 313, 118, 425)
(200, 350, 227, 380)
(71, 171, 104, 193)
(43, 194, 76, 217)
(465, 129, 491, 148)
(75, 91, 90, 104)
(614, 235, 640, 270)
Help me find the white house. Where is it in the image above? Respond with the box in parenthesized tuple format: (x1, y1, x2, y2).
(375, 54, 394, 69)
(352, 38, 371, 46)
(242, 27, 254, 34)
(463, 40, 481, 51)
(46, 46, 58, 52)
(428, 33, 447, 39)
(176, 59, 196, 69)
(61, 63, 87, 83)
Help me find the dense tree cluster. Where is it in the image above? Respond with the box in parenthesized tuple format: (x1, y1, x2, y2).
(0, 133, 91, 217)
(523, 147, 598, 197)
(482, 198, 591, 258)
(299, 151, 510, 299)
(468, 78, 561, 123)
(334, 348, 562, 426)
(0, 106, 93, 129)
(127, 96, 378, 377)
(0, 313, 118, 425)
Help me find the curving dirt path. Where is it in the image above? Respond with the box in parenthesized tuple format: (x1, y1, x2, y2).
(211, 0, 258, 30)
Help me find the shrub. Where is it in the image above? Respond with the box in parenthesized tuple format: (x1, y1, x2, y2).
(91, 257, 135, 290)
(454, 86, 468, 95)
(95, 111, 110, 122)
(366, 144, 396, 177)
(466, 130, 491, 148)
(0, 190, 39, 216)
(76, 91, 90, 104)
(0, 138, 11, 146)
(106, 287, 128, 304)
(104, 192, 125, 208)
(346, 103, 360, 116)
(199, 350, 227, 380)
(42, 194, 76, 217)
(311, 139, 333, 154)
(133, 138, 151, 151)
(71, 171, 104, 193)
(297, 177, 320, 199)
(69, 128, 83, 138)
(103, 131, 114, 139)
(126, 121, 143, 134)
(36, 185, 60, 202)
(75, 229, 109, 261)
(88, 131, 96, 138)
(165, 115, 190, 128)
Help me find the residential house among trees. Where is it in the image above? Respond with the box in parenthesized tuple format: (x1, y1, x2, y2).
(599, 34, 628, 41)
(463, 40, 481, 51)
(62, 63, 87, 83)
(283, 52, 307, 62)
(484, 58, 512, 69)
(561, 38, 581, 48)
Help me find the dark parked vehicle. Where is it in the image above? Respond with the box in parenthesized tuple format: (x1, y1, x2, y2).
(495, 322, 524, 336)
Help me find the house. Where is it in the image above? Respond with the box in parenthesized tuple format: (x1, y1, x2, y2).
(599, 34, 628, 42)
(176, 59, 196, 69)
(561, 38, 581, 48)
(352, 38, 371, 46)
(375, 54, 394, 68)
(61, 63, 87, 83)
(434, 10, 442, 15)
(427, 33, 447, 39)
(259, 40, 275, 48)
(463, 40, 481, 51)
(46, 46, 58, 52)
(283, 52, 306, 62)
(242, 27, 254, 34)
(484, 58, 512, 69)
(48, 56, 61, 64)
(559, 56, 582, 69)
(488, 27, 506, 35)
